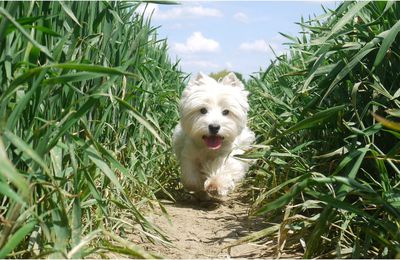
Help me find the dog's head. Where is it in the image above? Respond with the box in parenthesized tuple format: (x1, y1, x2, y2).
(179, 72, 249, 150)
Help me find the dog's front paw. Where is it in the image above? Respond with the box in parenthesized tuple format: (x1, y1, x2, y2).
(204, 175, 234, 197)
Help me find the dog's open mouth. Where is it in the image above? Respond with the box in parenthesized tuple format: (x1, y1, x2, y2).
(202, 135, 223, 150)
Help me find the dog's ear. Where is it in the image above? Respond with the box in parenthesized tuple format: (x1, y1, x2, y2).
(187, 72, 214, 87)
(221, 72, 244, 89)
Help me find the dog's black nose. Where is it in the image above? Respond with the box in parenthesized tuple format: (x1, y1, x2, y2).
(208, 124, 220, 135)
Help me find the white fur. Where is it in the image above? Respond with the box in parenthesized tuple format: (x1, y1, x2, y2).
(173, 72, 255, 199)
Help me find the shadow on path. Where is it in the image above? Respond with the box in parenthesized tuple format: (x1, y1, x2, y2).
(130, 190, 275, 258)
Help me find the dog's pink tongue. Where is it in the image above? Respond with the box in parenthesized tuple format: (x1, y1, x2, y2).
(204, 136, 222, 149)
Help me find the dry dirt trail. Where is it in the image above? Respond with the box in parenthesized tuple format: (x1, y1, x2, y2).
(129, 190, 302, 258)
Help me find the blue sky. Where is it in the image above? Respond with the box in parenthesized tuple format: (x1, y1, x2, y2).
(139, 1, 339, 78)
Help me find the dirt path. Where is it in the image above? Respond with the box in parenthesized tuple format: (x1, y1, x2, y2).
(129, 191, 287, 258)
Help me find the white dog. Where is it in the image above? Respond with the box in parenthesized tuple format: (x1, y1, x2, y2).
(173, 72, 255, 200)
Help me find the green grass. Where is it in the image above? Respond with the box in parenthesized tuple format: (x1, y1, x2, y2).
(0, 1, 183, 258)
(246, 1, 400, 258)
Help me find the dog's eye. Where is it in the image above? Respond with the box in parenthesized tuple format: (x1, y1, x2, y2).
(200, 108, 208, 114)
(222, 109, 229, 116)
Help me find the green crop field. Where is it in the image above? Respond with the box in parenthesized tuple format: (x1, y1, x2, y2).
(0, 1, 399, 258)
(246, 2, 400, 257)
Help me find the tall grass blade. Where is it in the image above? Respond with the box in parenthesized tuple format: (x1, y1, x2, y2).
(0, 221, 37, 258)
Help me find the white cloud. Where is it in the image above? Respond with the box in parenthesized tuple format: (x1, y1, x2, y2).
(138, 4, 222, 20)
(239, 39, 284, 55)
(184, 6, 222, 18)
(233, 12, 248, 23)
(174, 32, 220, 53)
(239, 40, 270, 52)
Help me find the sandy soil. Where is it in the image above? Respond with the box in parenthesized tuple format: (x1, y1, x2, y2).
(128, 191, 289, 259)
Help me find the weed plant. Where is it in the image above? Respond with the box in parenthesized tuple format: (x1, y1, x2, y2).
(246, 1, 400, 258)
(0, 1, 183, 258)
